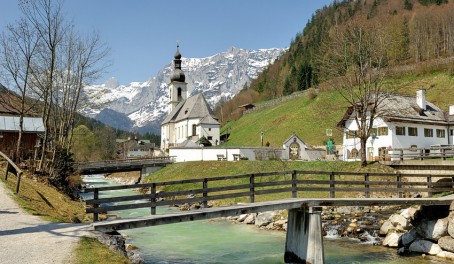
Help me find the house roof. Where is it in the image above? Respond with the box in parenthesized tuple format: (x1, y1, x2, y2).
(162, 93, 219, 125)
(337, 93, 448, 128)
(0, 116, 45, 133)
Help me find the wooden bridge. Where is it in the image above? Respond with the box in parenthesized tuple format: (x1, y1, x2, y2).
(75, 156, 174, 175)
(83, 170, 454, 263)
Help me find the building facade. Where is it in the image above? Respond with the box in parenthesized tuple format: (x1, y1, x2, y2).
(161, 47, 220, 151)
(338, 90, 454, 161)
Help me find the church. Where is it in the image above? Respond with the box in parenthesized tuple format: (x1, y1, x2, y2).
(161, 47, 220, 151)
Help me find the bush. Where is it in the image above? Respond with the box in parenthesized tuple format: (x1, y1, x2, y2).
(49, 146, 79, 199)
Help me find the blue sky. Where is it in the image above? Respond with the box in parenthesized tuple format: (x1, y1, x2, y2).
(1, 0, 333, 85)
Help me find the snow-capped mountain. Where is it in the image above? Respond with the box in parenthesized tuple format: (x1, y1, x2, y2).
(80, 47, 285, 133)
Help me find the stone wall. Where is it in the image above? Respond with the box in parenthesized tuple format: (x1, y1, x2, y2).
(381, 201, 454, 261)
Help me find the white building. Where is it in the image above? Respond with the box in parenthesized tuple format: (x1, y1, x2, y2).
(161, 47, 220, 151)
(338, 89, 454, 161)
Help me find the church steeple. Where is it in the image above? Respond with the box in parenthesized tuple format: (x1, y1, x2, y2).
(168, 43, 187, 113)
(170, 43, 185, 82)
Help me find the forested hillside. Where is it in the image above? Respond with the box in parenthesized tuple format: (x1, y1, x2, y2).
(216, 0, 454, 124)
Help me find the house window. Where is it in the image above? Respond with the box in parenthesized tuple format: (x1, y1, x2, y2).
(208, 136, 213, 140)
(408, 127, 418, 136)
(378, 127, 388, 136)
(396, 126, 405, 136)
(450, 129, 453, 136)
(346, 130, 357, 139)
(350, 148, 359, 159)
(370, 128, 377, 138)
(424, 128, 433, 137)
(437, 129, 446, 138)
(192, 124, 196, 136)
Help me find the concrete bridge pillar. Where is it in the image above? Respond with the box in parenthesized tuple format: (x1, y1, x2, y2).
(285, 206, 324, 264)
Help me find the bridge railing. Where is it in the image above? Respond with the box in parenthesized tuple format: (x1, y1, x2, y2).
(83, 170, 454, 221)
(0, 151, 23, 193)
(75, 156, 175, 169)
(383, 147, 454, 161)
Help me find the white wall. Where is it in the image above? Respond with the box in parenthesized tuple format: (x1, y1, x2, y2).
(169, 147, 284, 162)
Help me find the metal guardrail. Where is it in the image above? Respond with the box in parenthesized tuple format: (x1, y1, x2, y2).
(83, 170, 454, 221)
(0, 151, 23, 193)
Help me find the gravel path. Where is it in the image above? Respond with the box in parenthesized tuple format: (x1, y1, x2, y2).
(0, 181, 93, 264)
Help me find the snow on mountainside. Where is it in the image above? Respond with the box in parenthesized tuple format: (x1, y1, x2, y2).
(80, 47, 285, 134)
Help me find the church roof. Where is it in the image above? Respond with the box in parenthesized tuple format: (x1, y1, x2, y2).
(162, 93, 220, 125)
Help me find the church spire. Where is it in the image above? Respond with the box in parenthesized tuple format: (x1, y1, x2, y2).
(170, 42, 185, 82)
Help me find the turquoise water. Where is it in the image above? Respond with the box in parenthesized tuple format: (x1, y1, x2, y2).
(83, 175, 454, 264)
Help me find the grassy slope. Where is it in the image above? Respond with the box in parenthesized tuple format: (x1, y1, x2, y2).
(221, 72, 454, 147)
(0, 162, 86, 223)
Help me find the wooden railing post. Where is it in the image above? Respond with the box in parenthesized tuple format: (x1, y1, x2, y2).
(249, 174, 255, 203)
(93, 188, 99, 222)
(151, 183, 157, 215)
(397, 174, 402, 198)
(400, 149, 404, 161)
(364, 173, 370, 198)
(420, 149, 424, 160)
(427, 175, 432, 198)
(442, 149, 446, 160)
(292, 171, 297, 198)
(15, 171, 22, 194)
(203, 178, 208, 208)
(329, 172, 335, 198)
(4, 163, 9, 180)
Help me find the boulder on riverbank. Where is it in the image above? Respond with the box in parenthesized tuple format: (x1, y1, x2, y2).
(383, 200, 454, 261)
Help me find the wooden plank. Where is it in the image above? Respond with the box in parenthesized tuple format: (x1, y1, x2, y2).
(92, 197, 454, 232)
(297, 187, 454, 193)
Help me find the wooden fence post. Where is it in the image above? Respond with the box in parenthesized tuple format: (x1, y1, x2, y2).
(4, 163, 9, 180)
(93, 188, 99, 222)
(203, 178, 208, 208)
(15, 171, 22, 194)
(427, 175, 432, 198)
(397, 174, 402, 198)
(420, 149, 424, 160)
(250, 174, 255, 203)
(442, 149, 446, 160)
(329, 172, 335, 198)
(151, 183, 157, 215)
(292, 171, 297, 198)
(364, 173, 370, 198)
(400, 149, 404, 161)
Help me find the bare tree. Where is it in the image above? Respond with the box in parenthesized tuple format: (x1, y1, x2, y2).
(319, 19, 395, 167)
(0, 18, 40, 160)
(15, 0, 110, 173)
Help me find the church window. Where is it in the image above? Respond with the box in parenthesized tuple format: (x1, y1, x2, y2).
(192, 124, 197, 136)
(177, 87, 182, 100)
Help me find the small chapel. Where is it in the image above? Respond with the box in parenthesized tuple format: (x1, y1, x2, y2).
(161, 46, 220, 151)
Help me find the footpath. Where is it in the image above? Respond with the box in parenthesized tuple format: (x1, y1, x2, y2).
(0, 181, 92, 264)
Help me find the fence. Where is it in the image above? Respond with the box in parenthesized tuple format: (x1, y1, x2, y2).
(0, 151, 23, 193)
(83, 170, 454, 221)
(383, 146, 454, 161)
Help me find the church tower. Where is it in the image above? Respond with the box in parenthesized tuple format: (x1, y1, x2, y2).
(168, 45, 187, 113)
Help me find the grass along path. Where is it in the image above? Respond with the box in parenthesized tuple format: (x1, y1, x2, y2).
(0, 162, 130, 264)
